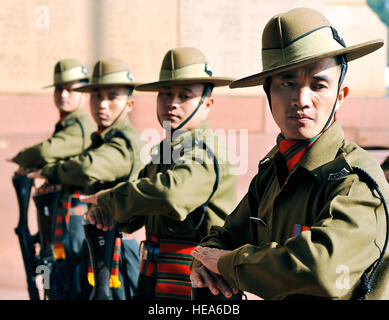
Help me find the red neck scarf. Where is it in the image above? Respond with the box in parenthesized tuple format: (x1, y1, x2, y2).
(277, 114, 337, 172)
(58, 112, 69, 123)
(97, 126, 107, 135)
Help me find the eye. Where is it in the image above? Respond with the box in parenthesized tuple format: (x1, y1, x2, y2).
(179, 93, 191, 100)
(313, 83, 328, 90)
(281, 81, 294, 87)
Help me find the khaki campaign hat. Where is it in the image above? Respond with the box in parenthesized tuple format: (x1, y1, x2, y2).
(74, 58, 141, 92)
(135, 47, 235, 91)
(43, 58, 89, 89)
(230, 7, 384, 88)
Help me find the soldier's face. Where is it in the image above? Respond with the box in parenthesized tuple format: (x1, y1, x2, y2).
(269, 57, 349, 140)
(157, 84, 213, 130)
(54, 81, 86, 113)
(90, 87, 133, 127)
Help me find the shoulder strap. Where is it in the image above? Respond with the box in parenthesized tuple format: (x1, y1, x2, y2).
(63, 118, 86, 151)
(167, 139, 220, 234)
(103, 129, 134, 179)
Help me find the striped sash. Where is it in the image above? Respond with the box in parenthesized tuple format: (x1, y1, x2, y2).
(87, 232, 133, 289)
(53, 191, 87, 260)
(155, 239, 198, 300)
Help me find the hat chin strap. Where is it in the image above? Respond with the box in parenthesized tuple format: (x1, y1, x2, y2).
(318, 56, 348, 135)
(170, 84, 213, 134)
(105, 92, 132, 128)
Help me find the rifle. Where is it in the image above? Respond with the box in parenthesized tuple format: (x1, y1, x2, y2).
(83, 219, 118, 300)
(32, 187, 62, 299)
(12, 174, 40, 300)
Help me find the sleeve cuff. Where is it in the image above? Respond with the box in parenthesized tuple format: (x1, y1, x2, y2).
(217, 247, 243, 288)
(97, 189, 113, 213)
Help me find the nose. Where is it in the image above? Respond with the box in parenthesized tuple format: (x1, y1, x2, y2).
(166, 93, 180, 109)
(99, 98, 109, 109)
(293, 86, 312, 109)
(61, 89, 70, 98)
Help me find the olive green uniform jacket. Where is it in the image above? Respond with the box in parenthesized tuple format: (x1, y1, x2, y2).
(193, 121, 389, 300)
(40, 117, 143, 195)
(97, 120, 237, 241)
(12, 109, 96, 170)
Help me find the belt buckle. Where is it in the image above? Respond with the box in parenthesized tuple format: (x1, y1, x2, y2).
(139, 241, 159, 261)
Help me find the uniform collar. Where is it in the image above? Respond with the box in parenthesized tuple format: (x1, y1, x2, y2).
(59, 108, 85, 125)
(264, 121, 352, 184)
(99, 117, 131, 140)
(170, 119, 210, 148)
(299, 120, 345, 171)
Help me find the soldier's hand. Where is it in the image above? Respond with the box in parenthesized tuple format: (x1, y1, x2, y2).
(27, 169, 44, 180)
(14, 166, 29, 176)
(191, 246, 229, 275)
(79, 191, 104, 205)
(190, 265, 239, 299)
(86, 205, 114, 231)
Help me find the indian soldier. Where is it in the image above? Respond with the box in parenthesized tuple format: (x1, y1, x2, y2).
(80, 47, 238, 300)
(190, 7, 389, 300)
(28, 58, 143, 299)
(11, 58, 96, 299)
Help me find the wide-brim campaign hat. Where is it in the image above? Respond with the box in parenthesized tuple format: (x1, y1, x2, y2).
(230, 7, 384, 89)
(135, 47, 235, 91)
(43, 58, 89, 89)
(74, 58, 142, 92)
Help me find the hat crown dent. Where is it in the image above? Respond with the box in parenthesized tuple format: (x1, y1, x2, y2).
(263, 8, 332, 50)
(93, 58, 131, 77)
(161, 47, 208, 71)
(54, 58, 84, 74)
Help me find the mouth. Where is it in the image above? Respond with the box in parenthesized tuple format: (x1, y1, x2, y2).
(288, 113, 313, 121)
(96, 112, 109, 120)
(162, 113, 180, 121)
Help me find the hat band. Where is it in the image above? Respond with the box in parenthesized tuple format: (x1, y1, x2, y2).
(262, 26, 345, 70)
(91, 70, 133, 85)
(159, 63, 210, 81)
(53, 66, 87, 85)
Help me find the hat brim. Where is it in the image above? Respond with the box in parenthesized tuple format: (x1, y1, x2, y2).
(230, 39, 384, 88)
(42, 77, 89, 89)
(135, 77, 235, 91)
(73, 82, 143, 92)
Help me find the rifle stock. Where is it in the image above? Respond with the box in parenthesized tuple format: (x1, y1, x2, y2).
(33, 189, 62, 260)
(83, 219, 118, 300)
(12, 174, 40, 300)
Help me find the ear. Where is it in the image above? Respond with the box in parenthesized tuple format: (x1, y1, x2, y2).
(78, 92, 88, 107)
(203, 96, 214, 118)
(126, 98, 135, 113)
(335, 85, 349, 110)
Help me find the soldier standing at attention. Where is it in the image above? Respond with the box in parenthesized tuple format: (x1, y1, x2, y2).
(80, 47, 238, 300)
(12, 58, 95, 175)
(11, 58, 96, 299)
(190, 7, 389, 300)
(28, 58, 143, 299)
